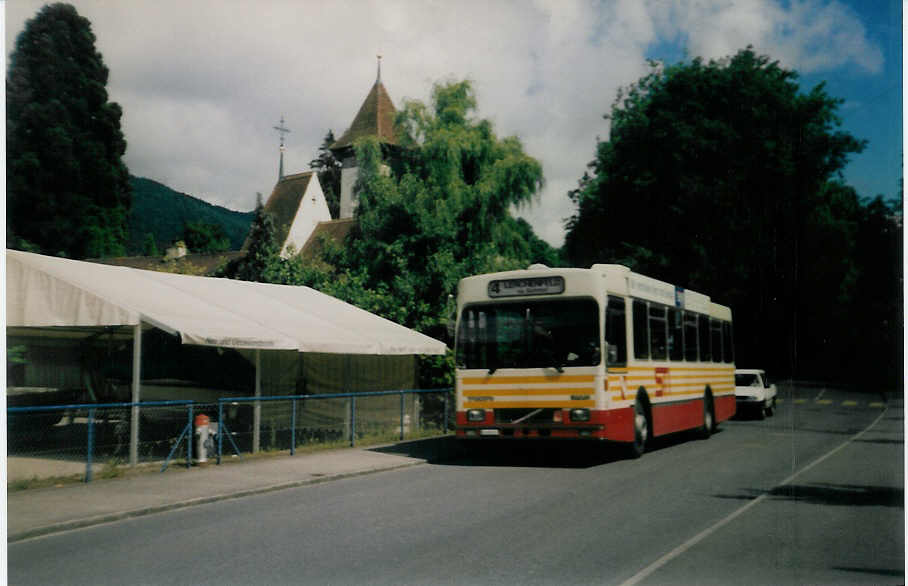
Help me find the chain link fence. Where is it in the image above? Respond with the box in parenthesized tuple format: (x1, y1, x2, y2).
(7, 389, 453, 484)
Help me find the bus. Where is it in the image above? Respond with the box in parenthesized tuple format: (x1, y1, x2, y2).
(453, 264, 735, 457)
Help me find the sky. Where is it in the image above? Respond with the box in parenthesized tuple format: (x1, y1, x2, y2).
(4, 0, 902, 247)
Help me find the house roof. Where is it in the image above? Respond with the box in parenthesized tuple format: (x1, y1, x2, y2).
(300, 218, 357, 261)
(93, 252, 244, 276)
(331, 80, 398, 150)
(245, 172, 314, 251)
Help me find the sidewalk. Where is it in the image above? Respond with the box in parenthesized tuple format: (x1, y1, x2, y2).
(7, 437, 456, 543)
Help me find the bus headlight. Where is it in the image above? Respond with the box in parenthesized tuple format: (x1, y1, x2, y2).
(570, 408, 590, 422)
(467, 409, 486, 422)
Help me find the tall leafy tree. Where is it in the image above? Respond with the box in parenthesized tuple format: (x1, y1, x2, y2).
(303, 80, 544, 332)
(7, 3, 131, 258)
(310, 130, 342, 219)
(258, 80, 550, 384)
(564, 48, 867, 378)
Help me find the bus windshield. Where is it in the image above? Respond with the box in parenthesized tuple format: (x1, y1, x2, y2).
(456, 299, 600, 371)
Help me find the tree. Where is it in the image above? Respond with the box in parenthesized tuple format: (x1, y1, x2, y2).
(310, 130, 342, 219)
(256, 80, 547, 385)
(142, 232, 159, 257)
(183, 220, 230, 253)
(564, 48, 867, 378)
(223, 193, 281, 282)
(7, 3, 131, 258)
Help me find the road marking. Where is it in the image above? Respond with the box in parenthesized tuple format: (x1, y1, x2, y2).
(618, 406, 889, 586)
(870, 402, 885, 408)
(793, 399, 807, 404)
(815, 399, 833, 405)
(841, 400, 858, 406)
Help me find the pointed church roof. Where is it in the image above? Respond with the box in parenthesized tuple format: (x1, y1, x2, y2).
(331, 73, 398, 150)
(243, 172, 314, 252)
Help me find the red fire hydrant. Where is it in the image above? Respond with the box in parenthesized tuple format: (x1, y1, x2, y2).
(194, 414, 210, 463)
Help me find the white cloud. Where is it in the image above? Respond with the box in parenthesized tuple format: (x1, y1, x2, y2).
(647, 0, 882, 74)
(5, 0, 885, 247)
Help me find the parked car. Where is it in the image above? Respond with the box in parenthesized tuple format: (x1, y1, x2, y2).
(734, 369, 777, 419)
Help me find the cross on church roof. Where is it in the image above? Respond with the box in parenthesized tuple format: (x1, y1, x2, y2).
(273, 115, 291, 148)
(273, 115, 291, 180)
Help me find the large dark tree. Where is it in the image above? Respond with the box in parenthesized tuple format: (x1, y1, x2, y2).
(564, 48, 869, 380)
(7, 3, 131, 258)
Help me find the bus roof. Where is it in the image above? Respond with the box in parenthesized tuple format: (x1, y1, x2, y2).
(457, 264, 732, 320)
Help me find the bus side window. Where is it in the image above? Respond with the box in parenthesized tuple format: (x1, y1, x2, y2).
(668, 308, 683, 361)
(722, 321, 734, 364)
(698, 314, 711, 362)
(605, 295, 627, 366)
(683, 311, 698, 361)
(633, 299, 649, 359)
(710, 318, 723, 363)
(649, 304, 668, 360)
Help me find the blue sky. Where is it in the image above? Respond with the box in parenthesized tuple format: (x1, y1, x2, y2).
(5, 0, 903, 245)
(796, 0, 901, 202)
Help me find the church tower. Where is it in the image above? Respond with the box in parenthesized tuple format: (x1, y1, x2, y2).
(330, 56, 398, 219)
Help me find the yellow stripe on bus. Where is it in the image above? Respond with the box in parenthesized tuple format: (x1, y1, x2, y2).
(464, 400, 596, 409)
(461, 375, 595, 385)
(463, 388, 595, 397)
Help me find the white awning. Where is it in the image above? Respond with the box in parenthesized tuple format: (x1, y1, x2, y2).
(6, 249, 446, 355)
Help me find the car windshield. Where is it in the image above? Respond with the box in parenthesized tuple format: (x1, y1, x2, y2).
(456, 299, 600, 371)
(735, 373, 760, 386)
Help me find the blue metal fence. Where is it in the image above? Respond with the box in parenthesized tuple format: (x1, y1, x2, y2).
(7, 388, 453, 483)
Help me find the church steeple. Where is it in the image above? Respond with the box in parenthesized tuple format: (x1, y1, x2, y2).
(330, 59, 397, 150)
(330, 59, 399, 219)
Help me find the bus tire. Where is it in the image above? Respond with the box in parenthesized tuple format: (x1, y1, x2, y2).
(627, 395, 649, 459)
(699, 392, 714, 439)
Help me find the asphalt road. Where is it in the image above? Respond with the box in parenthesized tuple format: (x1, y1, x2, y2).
(8, 386, 903, 585)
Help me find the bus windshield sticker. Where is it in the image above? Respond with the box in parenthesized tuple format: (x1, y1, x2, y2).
(488, 276, 565, 298)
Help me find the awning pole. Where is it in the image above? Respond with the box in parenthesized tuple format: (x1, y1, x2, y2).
(253, 349, 261, 453)
(130, 323, 142, 467)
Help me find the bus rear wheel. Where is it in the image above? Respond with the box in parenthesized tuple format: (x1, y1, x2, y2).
(627, 397, 649, 459)
(699, 394, 714, 439)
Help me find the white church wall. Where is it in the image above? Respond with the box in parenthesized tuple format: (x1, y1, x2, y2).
(339, 163, 391, 220)
(283, 175, 332, 258)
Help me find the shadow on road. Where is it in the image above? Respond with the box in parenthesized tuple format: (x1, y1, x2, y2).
(371, 429, 720, 469)
(713, 482, 904, 508)
(832, 566, 904, 578)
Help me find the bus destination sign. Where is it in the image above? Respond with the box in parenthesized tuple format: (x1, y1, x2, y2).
(488, 276, 565, 298)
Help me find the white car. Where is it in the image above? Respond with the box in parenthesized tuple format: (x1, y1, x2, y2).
(734, 369, 777, 419)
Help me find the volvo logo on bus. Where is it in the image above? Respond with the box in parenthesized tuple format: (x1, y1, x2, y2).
(488, 276, 565, 298)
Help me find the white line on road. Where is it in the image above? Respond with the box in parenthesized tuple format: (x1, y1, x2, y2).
(617, 406, 890, 586)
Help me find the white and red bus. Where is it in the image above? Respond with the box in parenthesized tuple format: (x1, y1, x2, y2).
(454, 264, 735, 456)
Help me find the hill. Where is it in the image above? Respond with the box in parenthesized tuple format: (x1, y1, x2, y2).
(127, 176, 253, 255)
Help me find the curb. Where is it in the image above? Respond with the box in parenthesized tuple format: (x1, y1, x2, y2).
(8, 460, 425, 543)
